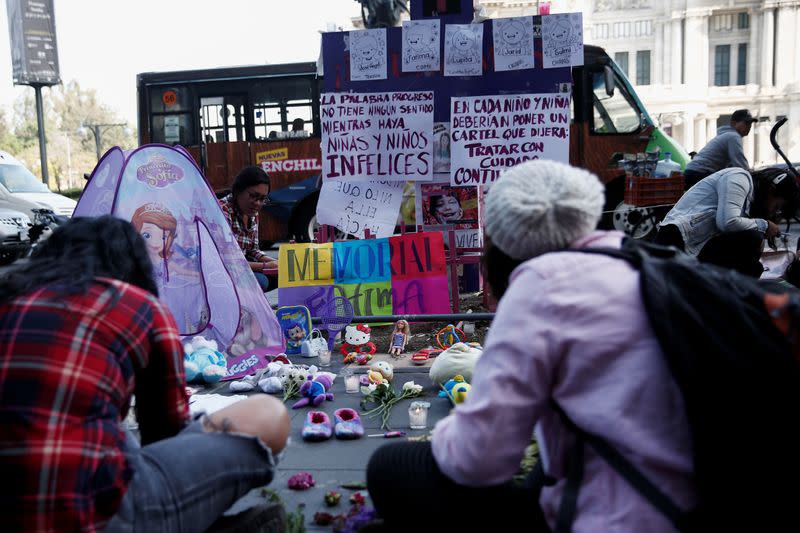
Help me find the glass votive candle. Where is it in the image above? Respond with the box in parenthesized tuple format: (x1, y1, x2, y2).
(343, 369, 360, 393)
(408, 401, 430, 429)
(318, 350, 331, 367)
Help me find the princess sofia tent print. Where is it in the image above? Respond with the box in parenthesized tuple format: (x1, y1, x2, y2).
(74, 145, 284, 357)
(349, 28, 388, 81)
(402, 19, 440, 72)
(492, 16, 535, 71)
(444, 24, 483, 76)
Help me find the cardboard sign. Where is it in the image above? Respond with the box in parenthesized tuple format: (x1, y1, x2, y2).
(278, 243, 334, 288)
(450, 93, 570, 186)
(321, 91, 434, 182)
(316, 180, 405, 239)
(277, 233, 450, 316)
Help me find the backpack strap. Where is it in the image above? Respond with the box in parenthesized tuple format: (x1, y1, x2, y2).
(553, 430, 585, 533)
(551, 401, 689, 532)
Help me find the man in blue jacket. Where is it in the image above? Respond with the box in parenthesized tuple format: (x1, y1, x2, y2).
(683, 109, 758, 189)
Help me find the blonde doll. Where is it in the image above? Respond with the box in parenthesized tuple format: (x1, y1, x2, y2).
(388, 320, 410, 356)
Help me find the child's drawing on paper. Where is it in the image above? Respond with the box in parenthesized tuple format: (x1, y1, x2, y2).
(402, 19, 440, 72)
(493, 17, 535, 71)
(444, 24, 483, 76)
(350, 28, 388, 81)
(542, 13, 584, 69)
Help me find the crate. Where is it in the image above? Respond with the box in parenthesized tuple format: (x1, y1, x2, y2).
(623, 174, 685, 207)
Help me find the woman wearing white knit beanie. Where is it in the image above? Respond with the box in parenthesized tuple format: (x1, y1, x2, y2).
(368, 160, 694, 533)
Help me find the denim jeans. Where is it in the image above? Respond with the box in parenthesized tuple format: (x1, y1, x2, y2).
(254, 272, 278, 293)
(103, 421, 276, 533)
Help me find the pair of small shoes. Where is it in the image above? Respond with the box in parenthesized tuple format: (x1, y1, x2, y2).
(301, 408, 364, 441)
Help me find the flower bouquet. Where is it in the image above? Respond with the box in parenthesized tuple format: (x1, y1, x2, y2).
(359, 381, 424, 430)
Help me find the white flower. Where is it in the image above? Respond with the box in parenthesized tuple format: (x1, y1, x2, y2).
(402, 381, 423, 394)
(360, 383, 377, 395)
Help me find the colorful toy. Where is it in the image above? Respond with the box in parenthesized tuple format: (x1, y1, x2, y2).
(370, 361, 394, 382)
(291, 374, 335, 409)
(344, 351, 373, 365)
(439, 375, 467, 401)
(340, 324, 377, 356)
(411, 347, 442, 365)
(451, 381, 472, 404)
(436, 324, 467, 350)
(183, 336, 228, 384)
(388, 320, 410, 356)
(276, 305, 312, 355)
(429, 342, 483, 384)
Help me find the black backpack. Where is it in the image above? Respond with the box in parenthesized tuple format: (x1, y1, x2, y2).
(553, 239, 800, 533)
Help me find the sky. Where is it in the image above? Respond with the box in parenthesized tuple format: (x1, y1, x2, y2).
(0, 0, 360, 125)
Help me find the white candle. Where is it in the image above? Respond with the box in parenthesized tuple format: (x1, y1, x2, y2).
(344, 372, 360, 393)
(408, 402, 429, 429)
(318, 350, 331, 367)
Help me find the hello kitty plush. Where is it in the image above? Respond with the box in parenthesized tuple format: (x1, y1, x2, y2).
(340, 324, 377, 356)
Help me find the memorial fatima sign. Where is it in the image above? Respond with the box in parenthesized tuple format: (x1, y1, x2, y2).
(6, 0, 61, 86)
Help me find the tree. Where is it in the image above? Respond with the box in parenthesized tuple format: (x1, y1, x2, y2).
(6, 80, 137, 191)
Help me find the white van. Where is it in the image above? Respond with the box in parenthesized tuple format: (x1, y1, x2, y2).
(0, 151, 77, 217)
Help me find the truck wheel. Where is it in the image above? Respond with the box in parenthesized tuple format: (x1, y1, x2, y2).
(611, 201, 656, 239)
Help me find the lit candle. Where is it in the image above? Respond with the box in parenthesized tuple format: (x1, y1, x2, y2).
(408, 401, 430, 429)
(318, 350, 331, 367)
(344, 369, 360, 393)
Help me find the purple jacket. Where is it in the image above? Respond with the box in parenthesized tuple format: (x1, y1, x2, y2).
(432, 231, 695, 532)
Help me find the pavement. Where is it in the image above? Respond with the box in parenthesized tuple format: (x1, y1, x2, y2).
(196, 356, 452, 530)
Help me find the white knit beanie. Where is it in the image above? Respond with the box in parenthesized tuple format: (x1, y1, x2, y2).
(484, 160, 605, 260)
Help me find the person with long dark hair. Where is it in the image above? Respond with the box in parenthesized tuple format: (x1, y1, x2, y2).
(656, 166, 798, 277)
(0, 216, 290, 532)
(366, 161, 693, 531)
(219, 166, 278, 292)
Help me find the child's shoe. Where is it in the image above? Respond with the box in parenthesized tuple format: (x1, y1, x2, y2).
(302, 411, 332, 441)
(334, 408, 364, 439)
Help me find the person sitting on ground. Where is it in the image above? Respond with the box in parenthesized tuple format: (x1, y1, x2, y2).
(656, 167, 798, 278)
(0, 216, 290, 533)
(220, 166, 279, 292)
(367, 160, 694, 532)
(683, 109, 758, 189)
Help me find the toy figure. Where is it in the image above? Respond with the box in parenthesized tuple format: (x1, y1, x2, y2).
(388, 320, 410, 356)
(284, 322, 307, 355)
(183, 336, 228, 384)
(436, 324, 467, 350)
(368, 361, 394, 385)
(344, 352, 373, 365)
(340, 324, 377, 356)
(438, 375, 469, 404)
(291, 374, 335, 409)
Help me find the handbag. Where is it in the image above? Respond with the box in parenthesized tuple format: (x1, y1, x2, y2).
(300, 329, 328, 358)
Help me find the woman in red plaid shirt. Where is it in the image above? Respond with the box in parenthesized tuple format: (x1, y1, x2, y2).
(0, 216, 289, 532)
(219, 166, 279, 292)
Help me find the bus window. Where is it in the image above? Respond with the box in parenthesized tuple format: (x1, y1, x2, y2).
(287, 99, 313, 135)
(253, 103, 283, 140)
(591, 70, 641, 134)
(200, 96, 245, 143)
(150, 86, 195, 145)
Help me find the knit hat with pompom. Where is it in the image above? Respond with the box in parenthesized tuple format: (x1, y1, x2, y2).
(484, 160, 605, 260)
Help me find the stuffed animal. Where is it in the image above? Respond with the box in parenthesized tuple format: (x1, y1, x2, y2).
(438, 375, 466, 398)
(291, 374, 335, 409)
(340, 324, 377, 356)
(370, 361, 394, 382)
(184, 336, 228, 384)
(344, 352, 373, 365)
(451, 381, 471, 404)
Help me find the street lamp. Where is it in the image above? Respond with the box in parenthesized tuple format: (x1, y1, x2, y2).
(80, 122, 128, 161)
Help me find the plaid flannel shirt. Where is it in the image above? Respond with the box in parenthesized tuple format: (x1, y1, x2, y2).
(220, 194, 269, 263)
(0, 278, 189, 533)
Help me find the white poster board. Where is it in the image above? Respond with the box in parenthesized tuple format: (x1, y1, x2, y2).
(450, 93, 570, 187)
(321, 91, 434, 182)
(316, 180, 405, 239)
(444, 24, 483, 76)
(402, 20, 440, 72)
(492, 17, 535, 71)
(350, 28, 388, 81)
(542, 13, 584, 68)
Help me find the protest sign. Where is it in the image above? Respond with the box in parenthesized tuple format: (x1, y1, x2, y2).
(542, 13, 584, 68)
(321, 91, 434, 182)
(316, 180, 405, 239)
(402, 19, 440, 72)
(277, 233, 451, 317)
(444, 24, 483, 76)
(450, 93, 570, 186)
(350, 28, 388, 81)
(492, 17, 535, 71)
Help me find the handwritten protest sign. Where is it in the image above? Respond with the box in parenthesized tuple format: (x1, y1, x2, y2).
(316, 180, 405, 239)
(542, 13, 584, 69)
(450, 93, 570, 187)
(350, 28, 388, 81)
(277, 233, 450, 317)
(321, 91, 434, 182)
(402, 19, 440, 72)
(444, 24, 483, 76)
(492, 17, 535, 71)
